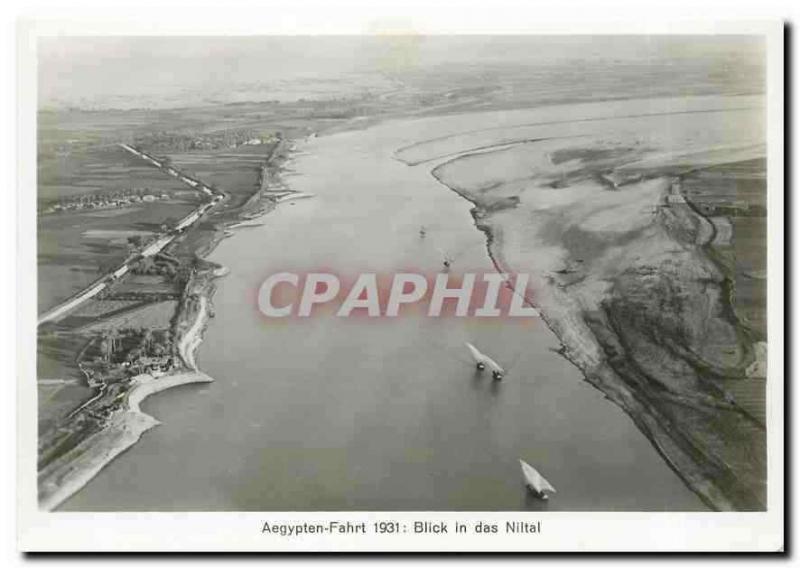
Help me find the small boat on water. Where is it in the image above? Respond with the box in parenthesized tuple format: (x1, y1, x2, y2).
(519, 459, 556, 500)
(465, 342, 505, 380)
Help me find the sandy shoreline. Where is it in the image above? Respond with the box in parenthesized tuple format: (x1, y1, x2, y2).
(39, 369, 214, 511)
(178, 296, 208, 370)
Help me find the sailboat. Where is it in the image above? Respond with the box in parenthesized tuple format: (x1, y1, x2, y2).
(519, 459, 556, 500)
(464, 342, 505, 380)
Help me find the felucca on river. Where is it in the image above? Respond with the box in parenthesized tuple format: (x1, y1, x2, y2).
(519, 459, 556, 500)
(465, 342, 505, 380)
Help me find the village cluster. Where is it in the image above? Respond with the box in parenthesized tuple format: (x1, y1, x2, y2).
(42, 188, 172, 214)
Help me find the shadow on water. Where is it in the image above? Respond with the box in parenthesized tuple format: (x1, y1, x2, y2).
(469, 369, 484, 389)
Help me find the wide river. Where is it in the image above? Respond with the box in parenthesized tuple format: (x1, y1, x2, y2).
(62, 113, 706, 511)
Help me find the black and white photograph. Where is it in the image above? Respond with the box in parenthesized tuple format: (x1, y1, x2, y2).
(13, 7, 785, 553)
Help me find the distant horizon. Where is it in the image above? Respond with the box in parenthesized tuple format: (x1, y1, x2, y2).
(38, 35, 765, 110)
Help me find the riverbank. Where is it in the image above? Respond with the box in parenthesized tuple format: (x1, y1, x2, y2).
(39, 140, 296, 510)
(39, 368, 215, 511)
(41, 236, 226, 511)
(40, 224, 222, 511)
(430, 151, 765, 511)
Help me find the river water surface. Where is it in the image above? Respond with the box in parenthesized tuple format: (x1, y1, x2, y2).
(62, 114, 707, 511)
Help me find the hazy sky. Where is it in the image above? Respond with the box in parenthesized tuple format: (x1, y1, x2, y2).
(38, 35, 765, 109)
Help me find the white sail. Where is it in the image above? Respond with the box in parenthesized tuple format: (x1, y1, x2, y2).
(465, 343, 505, 374)
(465, 342, 486, 364)
(519, 459, 556, 494)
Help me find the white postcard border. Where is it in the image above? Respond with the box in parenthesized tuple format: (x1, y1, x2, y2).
(16, 13, 785, 553)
